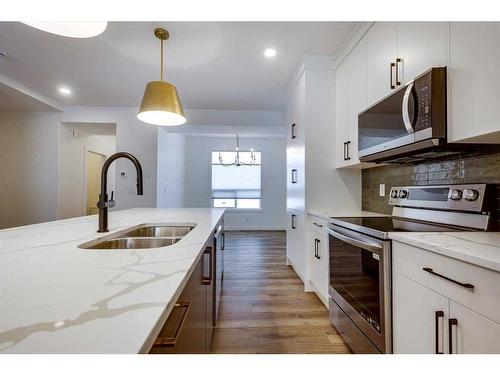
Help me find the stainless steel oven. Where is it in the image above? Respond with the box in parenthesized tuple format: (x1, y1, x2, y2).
(358, 67, 446, 163)
(328, 224, 392, 354)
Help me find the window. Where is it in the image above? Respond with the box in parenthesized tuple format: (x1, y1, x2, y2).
(211, 151, 261, 209)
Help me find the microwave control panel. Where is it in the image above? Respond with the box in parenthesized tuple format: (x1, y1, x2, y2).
(413, 72, 432, 132)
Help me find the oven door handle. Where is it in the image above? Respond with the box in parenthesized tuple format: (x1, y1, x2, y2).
(402, 81, 415, 135)
(328, 228, 383, 253)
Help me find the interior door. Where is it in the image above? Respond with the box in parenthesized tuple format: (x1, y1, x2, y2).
(393, 273, 449, 354)
(86, 151, 105, 215)
(449, 301, 500, 354)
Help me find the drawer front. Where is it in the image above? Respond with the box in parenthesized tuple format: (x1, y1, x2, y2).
(308, 216, 328, 236)
(393, 241, 500, 324)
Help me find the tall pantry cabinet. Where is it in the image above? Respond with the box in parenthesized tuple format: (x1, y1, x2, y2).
(285, 57, 361, 301)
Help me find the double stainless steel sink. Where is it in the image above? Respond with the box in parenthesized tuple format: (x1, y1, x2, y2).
(79, 224, 195, 250)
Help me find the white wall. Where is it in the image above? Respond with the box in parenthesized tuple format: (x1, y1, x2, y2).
(61, 106, 157, 211)
(157, 130, 186, 208)
(184, 136, 287, 230)
(57, 124, 116, 219)
(0, 110, 60, 229)
(0, 106, 158, 229)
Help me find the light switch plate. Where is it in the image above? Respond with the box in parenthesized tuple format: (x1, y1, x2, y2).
(379, 184, 385, 197)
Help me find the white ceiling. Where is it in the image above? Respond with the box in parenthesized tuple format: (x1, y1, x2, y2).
(0, 22, 356, 111)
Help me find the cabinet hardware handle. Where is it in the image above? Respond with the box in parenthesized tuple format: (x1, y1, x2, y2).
(291, 214, 296, 229)
(343, 142, 347, 161)
(390, 62, 396, 89)
(154, 302, 191, 347)
(345, 141, 351, 160)
(313, 222, 323, 228)
(435, 311, 444, 354)
(202, 248, 213, 285)
(314, 239, 317, 258)
(422, 267, 474, 289)
(316, 239, 321, 259)
(291, 169, 298, 184)
(395, 58, 402, 86)
(448, 318, 458, 354)
(291, 123, 296, 139)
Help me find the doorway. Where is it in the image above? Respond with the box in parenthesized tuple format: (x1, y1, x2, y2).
(86, 151, 106, 215)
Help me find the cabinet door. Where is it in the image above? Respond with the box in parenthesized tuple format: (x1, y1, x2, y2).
(396, 22, 449, 85)
(366, 22, 397, 106)
(286, 74, 306, 211)
(286, 210, 306, 280)
(393, 273, 449, 354)
(346, 37, 367, 166)
(204, 247, 214, 352)
(151, 257, 206, 354)
(449, 301, 500, 354)
(315, 233, 329, 304)
(448, 22, 500, 143)
(335, 60, 350, 168)
(309, 232, 321, 291)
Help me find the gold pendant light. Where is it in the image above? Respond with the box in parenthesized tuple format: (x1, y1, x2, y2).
(137, 28, 186, 126)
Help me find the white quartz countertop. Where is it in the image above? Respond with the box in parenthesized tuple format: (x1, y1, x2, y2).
(389, 231, 500, 273)
(0, 207, 225, 353)
(308, 209, 388, 220)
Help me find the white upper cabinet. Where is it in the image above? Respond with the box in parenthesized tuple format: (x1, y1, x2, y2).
(335, 60, 350, 168)
(335, 37, 368, 168)
(396, 22, 449, 85)
(365, 22, 397, 106)
(448, 22, 500, 143)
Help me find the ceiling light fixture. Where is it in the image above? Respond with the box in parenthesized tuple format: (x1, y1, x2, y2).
(218, 135, 256, 167)
(58, 86, 72, 96)
(137, 28, 186, 127)
(264, 48, 277, 58)
(22, 22, 107, 38)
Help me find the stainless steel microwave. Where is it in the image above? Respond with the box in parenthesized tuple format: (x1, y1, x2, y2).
(358, 67, 447, 163)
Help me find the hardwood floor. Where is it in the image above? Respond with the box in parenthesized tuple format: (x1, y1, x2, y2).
(211, 230, 351, 354)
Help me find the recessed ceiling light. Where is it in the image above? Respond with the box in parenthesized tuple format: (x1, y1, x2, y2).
(22, 22, 108, 38)
(58, 86, 72, 96)
(264, 48, 277, 58)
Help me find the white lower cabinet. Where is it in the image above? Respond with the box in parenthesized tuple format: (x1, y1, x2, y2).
(307, 217, 329, 306)
(286, 209, 306, 281)
(450, 301, 500, 354)
(393, 241, 500, 354)
(393, 273, 450, 354)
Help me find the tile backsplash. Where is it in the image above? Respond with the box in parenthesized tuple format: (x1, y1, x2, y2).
(362, 152, 500, 215)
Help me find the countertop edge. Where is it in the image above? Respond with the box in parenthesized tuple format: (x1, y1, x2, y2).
(389, 232, 500, 273)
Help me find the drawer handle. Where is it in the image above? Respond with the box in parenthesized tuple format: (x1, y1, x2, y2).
(422, 267, 474, 290)
(154, 302, 191, 347)
(313, 222, 323, 228)
(202, 248, 213, 285)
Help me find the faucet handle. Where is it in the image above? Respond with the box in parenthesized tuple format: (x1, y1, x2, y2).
(108, 190, 116, 208)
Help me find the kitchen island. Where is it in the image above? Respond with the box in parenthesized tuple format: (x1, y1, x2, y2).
(0, 208, 225, 353)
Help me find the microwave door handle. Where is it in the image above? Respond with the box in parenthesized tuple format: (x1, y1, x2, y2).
(402, 81, 415, 135)
(328, 228, 382, 253)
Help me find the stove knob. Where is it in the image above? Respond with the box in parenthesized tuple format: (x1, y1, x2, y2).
(450, 189, 462, 201)
(398, 190, 408, 199)
(463, 189, 479, 201)
(391, 190, 399, 198)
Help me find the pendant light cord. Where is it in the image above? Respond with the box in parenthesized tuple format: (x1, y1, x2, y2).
(160, 37, 164, 81)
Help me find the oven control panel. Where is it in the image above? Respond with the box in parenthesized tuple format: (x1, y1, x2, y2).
(388, 184, 490, 213)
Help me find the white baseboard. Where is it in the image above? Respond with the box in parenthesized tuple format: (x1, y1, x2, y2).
(225, 226, 286, 231)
